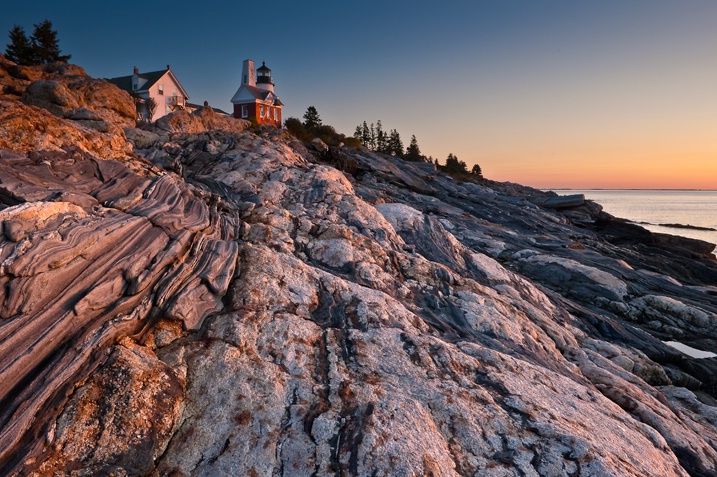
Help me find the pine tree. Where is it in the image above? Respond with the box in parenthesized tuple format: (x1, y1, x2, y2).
(368, 123, 376, 150)
(5, 25, 34, 65)
(303, 106, 322, 132)
(405, 134, 422, 162)
(30, 20, 70, 64)
(375, 120, 388, 153)
(443, 153, 467, 173)
(388, 129, 403, 157)
(445, 153, 457, 170)
(361, 121, 370, 147)
(471, 164, 483, 177)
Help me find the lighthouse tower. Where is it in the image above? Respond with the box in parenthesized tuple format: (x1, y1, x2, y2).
(231, 59, 283, 126)
(255, 62, 274, 92)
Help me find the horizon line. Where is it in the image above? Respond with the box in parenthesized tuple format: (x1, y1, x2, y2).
(544, 188, 717, 192)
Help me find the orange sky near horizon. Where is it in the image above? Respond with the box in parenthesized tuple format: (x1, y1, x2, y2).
(485, 148, 717, 190)
(470, 127, 717, 189)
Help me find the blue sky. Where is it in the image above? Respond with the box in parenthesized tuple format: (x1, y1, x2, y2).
(3, 1, 717, 188)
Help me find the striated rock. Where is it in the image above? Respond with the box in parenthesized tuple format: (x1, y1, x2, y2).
(0, 147, 237, 473)
(627, 295, 717, 336)
(515, 251, 630, 302)
(1, 69, 717, 477)
(30, 338, 185, 477)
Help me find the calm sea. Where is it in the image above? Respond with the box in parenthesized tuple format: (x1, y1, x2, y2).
(552, 190, 717, 246)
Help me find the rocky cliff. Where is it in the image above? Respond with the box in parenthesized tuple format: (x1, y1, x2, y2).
(1, 56, 717, 477)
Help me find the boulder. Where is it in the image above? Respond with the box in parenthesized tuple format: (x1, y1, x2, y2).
(21, 79, 80, 116)
(124, 127, 162, 149)
(21, 76, 136, 131)
(541, 193, 585, 209)
(311, 137, 329, 153)
(152, 107, 250, 136)
(0, 100, 132, 159)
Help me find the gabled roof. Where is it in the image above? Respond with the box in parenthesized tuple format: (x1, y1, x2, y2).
(106, 68, 189, 99)
(105, 74, 133, 91)
(231, 83, 282, 105)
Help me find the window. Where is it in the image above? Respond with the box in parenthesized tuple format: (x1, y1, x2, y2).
(241, 105, 248, 118)
(158, 84, 164, 95)
(274, 108, 278, 121)
(259, 105, 264, 119)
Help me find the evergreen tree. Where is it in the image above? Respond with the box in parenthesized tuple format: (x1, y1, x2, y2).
(5, 25, 34, 65)
(471, 164, 483, 177)
(445, 153, 457, 170)
(368, 123, 377, 150)
(30, 20, 70, 64)
(404, 134, 422, 162)
(303, 106, 322, 132)
(354, 119, 406, 155)
(388, 129, 403, 157)
(361, 121, 370, 146)
(375, 120, 388, 153)
(443, 153, 468, 173)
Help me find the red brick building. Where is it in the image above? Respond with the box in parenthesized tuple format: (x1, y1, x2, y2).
(231, 60, 283, 127)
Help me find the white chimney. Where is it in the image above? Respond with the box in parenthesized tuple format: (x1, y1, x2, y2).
(242, 59, 256, 86)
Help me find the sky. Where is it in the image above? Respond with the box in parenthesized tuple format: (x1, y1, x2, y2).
(2, 1, 716, 189)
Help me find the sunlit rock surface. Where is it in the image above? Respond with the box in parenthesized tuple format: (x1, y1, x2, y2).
(1, 58, 717, 476)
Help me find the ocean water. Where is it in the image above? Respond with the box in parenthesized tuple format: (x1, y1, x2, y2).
(552, 190, 717, 246)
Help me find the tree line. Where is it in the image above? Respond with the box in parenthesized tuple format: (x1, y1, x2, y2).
(354, 119, 482, 177)
(4, 19, 70, 66)
(285, 108, 483, 178)
(354, 121, 406, 158)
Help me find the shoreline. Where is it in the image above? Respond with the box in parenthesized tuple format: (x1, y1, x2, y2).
(549, 189, 717, 248)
